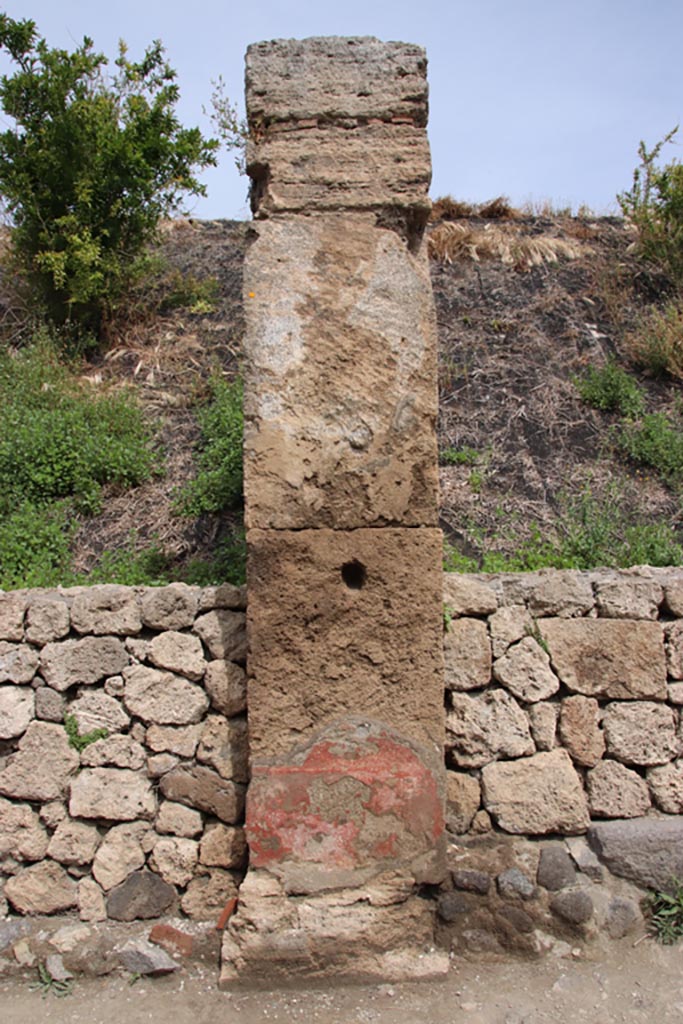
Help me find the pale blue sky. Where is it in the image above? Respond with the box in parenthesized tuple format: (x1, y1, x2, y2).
(1, 0, 681, 220)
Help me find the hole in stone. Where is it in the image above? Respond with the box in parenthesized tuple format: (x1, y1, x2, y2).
(341, 560, 367, 590)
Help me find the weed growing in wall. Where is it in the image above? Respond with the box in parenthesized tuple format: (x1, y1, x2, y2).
(646, 880, 683, 944)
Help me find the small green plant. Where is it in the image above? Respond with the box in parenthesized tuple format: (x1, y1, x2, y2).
(29, 962, 73, 998)
(161, 272, 220, 315)
(575, 361, 645, 418)
(443, 603, 454, 632)
(627, 301, 683, 380)
(439, 446, 480, 467)
(646, 879, 683, 944)
(618, 412, 683, 484)
(64, 714, 108, 752)
(0, 502, 74, 590)
(175, 374, 243, 516)
(618, 126, 683, 287)
(179, 528, 247, 587)
(525, 620, 550, 656)
(84, 538, 172, 586)
(469, 468, 484, 493)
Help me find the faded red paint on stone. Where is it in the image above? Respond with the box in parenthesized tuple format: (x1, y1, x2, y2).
(247, 728, 443, 873)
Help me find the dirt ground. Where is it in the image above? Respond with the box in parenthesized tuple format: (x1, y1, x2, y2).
(3, 939, 683, 1024)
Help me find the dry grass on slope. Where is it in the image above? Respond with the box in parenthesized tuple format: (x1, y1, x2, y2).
(428, 220, 586, 269)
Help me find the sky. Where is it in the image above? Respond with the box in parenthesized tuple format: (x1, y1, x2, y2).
(0, 0, 681, 221)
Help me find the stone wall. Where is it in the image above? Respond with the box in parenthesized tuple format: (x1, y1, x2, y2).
(0, 584, 248, 926)
(3, 566, 683, 971)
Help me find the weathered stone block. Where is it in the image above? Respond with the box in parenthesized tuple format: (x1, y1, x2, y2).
(145, 723, 203, 757)
(106, 869, 176, 921)
(0, 799, 48, 861)
(586, 760, 651, 818)
(0, 641, 38, 683)
(5, 861, 78, 914)
(71, 585, 142, 635)
(526, 571, 594, 618)
(193, 610, 246, 661)
(247, 528, 443, 759)
(148, 631, 206, 681)
(647, 761, 683, 813)
(588, 818, 683, 892)
(0, 684, 34, 738)
(527, 702, 558, 752)
(182, 869, 238, 920)
(541, 619, 667, 699)
(481, 750, 590, 835)
(446, 689, 534, 769)
(204, 660, 247, 717)
(41, 636, 128, 691)
(69, 768, 156, 821)
(488, 605, 533, 658)
(196, 714, 249, 783)
(79, 734, 146, 769)
(665, 621, 683, 680)
(199, 824, 248, 869)
(443, 574, 497, 617)
(25, 596, 70, 644)
(159, 765, 245, 823)
(243, 218, 438, 531)
(156, 801, 203, 839)
(445, 771, 480, 834)
(69, 690, 130, 734)
(0, 721, 78, 801)
(493, 636, 559, 703)
(602, 702, 677, 766)
(122, 664, 209, 725)
(47, 819, 101, 866)
(537, 845, 576, 891)
(595, 576, 662, 619)
(444, 618, 491, 691)
(149, 837, 198, 887)
(0, 591, 26, 641)
(140, 583, 198, 630)
(559, 695, 605, 767)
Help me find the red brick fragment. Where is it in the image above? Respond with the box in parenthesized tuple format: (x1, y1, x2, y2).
(215, 896, 238, 931)
(148, 923, 194, 957)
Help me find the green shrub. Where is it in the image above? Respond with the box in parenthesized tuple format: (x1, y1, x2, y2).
(175, 375, 243, 516)
(180, 529, 247, 587)
(618, 412, 683, 484)
(439, 446, 480, 466)
(646, 880, 683, 944)
(0, 501, 74, 590)
(575, 361, 644, 418)
(0, 15, 217, 340)
(0, 342, 155, 517)
(84, 540, 172, 587)
(618, 126, 683, 287)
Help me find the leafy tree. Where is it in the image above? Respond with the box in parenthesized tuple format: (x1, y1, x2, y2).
(0, 14, 218, 340)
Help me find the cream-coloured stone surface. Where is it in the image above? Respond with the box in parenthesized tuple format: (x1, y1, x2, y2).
(79, 734, 146, 769)
(602, 702, 677, 766)
(446, 689, 534, 769)
(5, 860, 77, 914)
(527, 702, 558, 752)
(647, 761, 683, 813)
(665, 621, 683, 680)
(0, 721, 78, 801)
(123, 664, 209, 725)
(199, 824, 248, 868)
(443, 618, 491, 691)
(0, 798, 48, 861)
(0, 685, 34, 738)
(481, 750, 590, 835)
(488, 606, 533, 658)
(445, 772, 481, 834)
(247, 528, 443, 759)
(0, 642, 38, 683)
(204, 660, 247, 717)
(69, 690, 131, 734)
(145, 723, 203, 757)
(193, 610, 246, 661)
(47, 819, 101, 865)
(196, 715, 249, 783)
(92, 821, 151, 890)
(586, 760, 651, 818)
(0, 591, 26, 641)
(40, 636, 128, 691)
(443, 574, 497, 617)
(148, 631, 206, 681)
(77, 877, 107, 922)
(70, 585, 142, 635)
(156, 801, 203, 838)
(526, 572, 594, 617)
(595, 577, 662, 619)
(25, 596, 70, 644)
(493, 636, 559, 703)
(69, 768, 156, 821)
(243, 215, 438, 531)
(541, 618, 667, 699)
(140, 583, 199, 630)
(149, 837, 198, 887)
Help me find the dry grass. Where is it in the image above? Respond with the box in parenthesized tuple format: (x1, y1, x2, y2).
(430, 195, 521, 223)
(428, 221, 586, 269)
(626, 301, 683, 380)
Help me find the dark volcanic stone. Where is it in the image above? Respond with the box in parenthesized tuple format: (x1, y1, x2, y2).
(106, 870, 176, 921)
(451, 869, 491, 894)
(588, 818, 683, 893)
(550, 889, 594, 925)
(496, 905, 535, 934)
(159, 765, 245, 823)
(537, 844, 577, 891)
(497, 867, 536, 901)
(605, 896, 642, 939)
(437, 891, 473, 922)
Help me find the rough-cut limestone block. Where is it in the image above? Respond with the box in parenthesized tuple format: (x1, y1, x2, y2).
(443, 574, 497, 617)
(148, 631, 206, 681)
(247, 528, 443, 759)
(481, 750, 590, 835)
(122, 664, 209, 725)
(140, 583, 198, 630)
(489, 606, 533, 658)
(247, 719, 445, 893)
(588, 819, 683, 893)
(200, 824, 248, 868)
(197, 715, 249, 783)
(665, 621, 683, 680)
(541, 619, 667, 699)
(0, 641, 38, 683)
(47, 819, 101, 865)
(243, 217, 438, 531)
(69, 768, 156, 821)
(668, 682, 683, 703)
(249, 125, 431, 216)
(559, 696, 605, 767)
(493, 637, 559, 703)
(220, 869, 448, 987)
(204, 660, 247, 717)
(647, 762, 683, 813)
(181, 870, 238, 920)
(197, 582, 246, 612)
(25, 596, 70, 644)
(79, 734, 146, 770)
(5, 860, 77, 915)
(148, 837, 198, 888)
(445, 772, 481, 834)
(159, 765, 245, 824)
(193, 610, 246, 661)
(586, 761, 651, 818)
(446, 689, 534, 769)
(71, 585, 142, 635)
(78, 878, 106, 922)
(443, 618, 491, 691)
(0, 798, 48, 861)
(245, 37, 428, 125)
(41, 636, 128, 691)
(0, 721, 78, 801)
(0, 591, 26, 640)
(156, 801, 203, 839)
(69, 690, 130, 734)
(595, 577, 662, 619)
(527, 702, 558, 752)
(145, 723, 203, 758)
(602, 702, 677, 766)
(0, 685, 34, 738)
(665, 582, 683, 617)
(526, 572, 594, 618)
